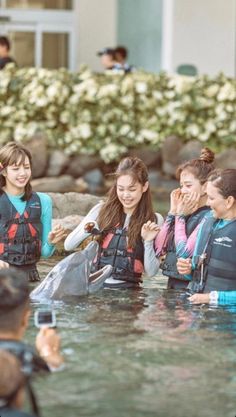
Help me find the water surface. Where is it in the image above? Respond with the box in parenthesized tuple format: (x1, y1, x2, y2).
(27, 258, 236, 417)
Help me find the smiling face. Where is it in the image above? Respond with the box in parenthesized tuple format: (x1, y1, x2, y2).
(206, 181, 234, 219)
(179, 169, 204, 196)
(4, 156, 31, 195)
(116, 174, 148, 214)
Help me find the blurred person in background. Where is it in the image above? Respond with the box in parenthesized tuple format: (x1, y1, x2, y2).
(0, 36, 16, 70)
(115, 45, 135, 73)
(97, 47, 117, 70)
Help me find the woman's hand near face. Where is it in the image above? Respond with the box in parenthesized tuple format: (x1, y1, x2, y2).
(188, 293, 210, 304)
(169, 188, 181, 215)
(176, 257, 192, 275)
(176, 192, 200, 216)
(141, 221, 160, 241)
(48, 224, 67, 245)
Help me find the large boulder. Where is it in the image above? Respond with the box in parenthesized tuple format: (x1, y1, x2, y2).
(27, 133, 49, 178)
(48, 192, 102, 218)
(215, 149, 236, 169)
(177, 140, 203, 164)
(46, 150, 70, 176)
(162, 136, 183, 176)
(129, 147, 162, 170)
(32, 175, 80, 193)
(65, 154, 102, 177)
(52, 215, 83, 232)
(83, 169, 105, 194)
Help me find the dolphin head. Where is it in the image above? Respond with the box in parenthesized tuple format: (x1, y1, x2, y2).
(30, 240, 112, 302)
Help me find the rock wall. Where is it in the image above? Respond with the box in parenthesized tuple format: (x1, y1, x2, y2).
(29, 135, 235, 196)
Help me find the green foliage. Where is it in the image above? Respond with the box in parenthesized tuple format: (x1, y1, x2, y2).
(0, 64, 235, 162)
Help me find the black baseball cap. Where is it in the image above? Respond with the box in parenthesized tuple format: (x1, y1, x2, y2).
(97, 47, 115, 56)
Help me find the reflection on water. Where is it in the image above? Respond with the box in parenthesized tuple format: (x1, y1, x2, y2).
(26, 258, 236, 417)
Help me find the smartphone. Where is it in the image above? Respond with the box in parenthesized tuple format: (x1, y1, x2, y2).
(34, 310, 57, 329)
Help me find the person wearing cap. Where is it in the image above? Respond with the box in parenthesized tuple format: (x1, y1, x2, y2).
(0, 350, 35, 417)
(97, 47, 118, 71)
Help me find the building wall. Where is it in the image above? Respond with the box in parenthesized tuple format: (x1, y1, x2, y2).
(76, 0, 117, 72)
(117, 0, 163, 72)
(172, 0, 236, 76)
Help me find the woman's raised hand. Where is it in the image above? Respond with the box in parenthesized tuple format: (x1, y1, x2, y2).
(176, 192, 200, 216)
(48, 224, 67, 245)
(169, 188, 181, 215)
(141, 221, 160, 241)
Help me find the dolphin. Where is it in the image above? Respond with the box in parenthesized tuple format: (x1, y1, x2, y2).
(30, 241, 112, 302)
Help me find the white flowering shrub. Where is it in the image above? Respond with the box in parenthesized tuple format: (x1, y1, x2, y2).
(0, 64, 235, 162)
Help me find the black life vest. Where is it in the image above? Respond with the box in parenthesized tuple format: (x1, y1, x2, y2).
(161, 206, 209, 281)
(189, 217, 236, 293)
(0, 339, 49, 374)
(94, 224, 144, 284)
(0, 407, 35, 417)
(0, 192, 42, 266)
(0, 339, 49, 417)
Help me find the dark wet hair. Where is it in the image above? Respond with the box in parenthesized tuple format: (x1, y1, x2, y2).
(207, 169, 236, 199)
(0, 36, 10, 51)
(176, 147, 215, 184)
(0, 268, 29, 331)
(0, 141, 33, 201)
(97, 157, 156, 247)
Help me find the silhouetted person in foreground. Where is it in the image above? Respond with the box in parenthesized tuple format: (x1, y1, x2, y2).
(0, 350, 35, 417)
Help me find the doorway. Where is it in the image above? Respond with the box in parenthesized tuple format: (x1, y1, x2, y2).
(0, 1, 76, 70)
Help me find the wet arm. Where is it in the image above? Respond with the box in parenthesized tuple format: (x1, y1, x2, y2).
(215, 291, 236, 305)
(144, 240, 160, 277)
(174, 215, 202, 258)
(144, 212, 163, 277)
(39, 193, 55, 258)
(64, 203, 103, 251)
(154, 214, 175, 256)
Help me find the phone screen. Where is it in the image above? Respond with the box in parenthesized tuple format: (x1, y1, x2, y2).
(34, 310, 56, 328)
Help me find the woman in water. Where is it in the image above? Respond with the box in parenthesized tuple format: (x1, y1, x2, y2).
(177, 169, 236, 305)
(155, 148, 215, 290)
(65, 156, 163, 289)
(0, 142, 66, 281)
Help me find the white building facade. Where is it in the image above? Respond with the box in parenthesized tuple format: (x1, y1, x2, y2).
(0, 0, 235, 76)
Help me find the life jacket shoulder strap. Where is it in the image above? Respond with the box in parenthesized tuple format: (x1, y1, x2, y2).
(193, 216, 217, 267)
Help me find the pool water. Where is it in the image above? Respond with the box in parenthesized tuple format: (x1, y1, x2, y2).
(27, 258, 236, 417)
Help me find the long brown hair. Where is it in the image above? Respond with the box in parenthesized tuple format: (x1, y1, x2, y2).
(0, 142, 32, 201)
(97, 157, 156, 248)
(207, 169, 236, 199)
(176, 147, 215, 184)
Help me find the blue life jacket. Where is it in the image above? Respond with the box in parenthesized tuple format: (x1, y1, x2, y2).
(189, 218, 236, 293)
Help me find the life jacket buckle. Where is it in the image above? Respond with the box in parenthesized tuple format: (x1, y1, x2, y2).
(116, 249, 126, 256)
